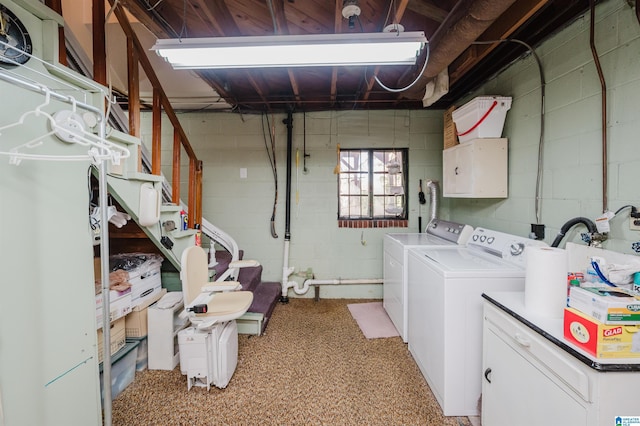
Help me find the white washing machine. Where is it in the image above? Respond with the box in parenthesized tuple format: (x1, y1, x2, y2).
(383, 219, 473, 342)
(406, 228, 547, 417)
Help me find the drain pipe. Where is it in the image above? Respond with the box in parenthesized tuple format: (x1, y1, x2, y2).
(291, 278, 383, 295)
(280, 111, 294, 303)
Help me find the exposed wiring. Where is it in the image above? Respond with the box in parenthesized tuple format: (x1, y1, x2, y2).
(262, 113, 279, 238)
(472, 38, 546, 224)
(146, 0, 165, 11)
(373, 40, 430, 93)
(614, 204, 639, 218)
(141, 0, 182, 38)
(179, 0, 188, 40)
(267, 0, 278, 34)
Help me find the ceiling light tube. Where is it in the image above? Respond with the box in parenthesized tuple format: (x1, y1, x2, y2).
(151, 32, 427, 69)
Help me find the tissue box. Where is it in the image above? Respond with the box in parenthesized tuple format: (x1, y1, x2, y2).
(563, 307, 640, 358)
(568, 286, 640, 324)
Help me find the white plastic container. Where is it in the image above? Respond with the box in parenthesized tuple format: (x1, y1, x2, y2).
(452, 96, 512, 143)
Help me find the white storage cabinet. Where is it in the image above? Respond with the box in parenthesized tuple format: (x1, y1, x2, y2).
(443, 138, 507, 198)
(147, 299, 188, 370)
(482, 294, 640, 426)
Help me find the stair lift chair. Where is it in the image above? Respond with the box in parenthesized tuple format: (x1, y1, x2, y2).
(178, 245, 253, 390)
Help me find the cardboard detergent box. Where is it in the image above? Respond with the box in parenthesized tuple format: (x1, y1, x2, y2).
(564, 307, 640, 359)
(568, 286, 640, 324)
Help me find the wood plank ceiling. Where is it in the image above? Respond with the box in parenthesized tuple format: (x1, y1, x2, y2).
(118, 0, 593, 113)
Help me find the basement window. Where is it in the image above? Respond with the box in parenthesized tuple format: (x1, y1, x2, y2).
(337, 148, 408, 228)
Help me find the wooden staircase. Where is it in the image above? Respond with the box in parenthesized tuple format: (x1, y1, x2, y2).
(100, 129, 280, 335)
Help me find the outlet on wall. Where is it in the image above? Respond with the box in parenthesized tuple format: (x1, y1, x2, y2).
(630, 217, 640, 231)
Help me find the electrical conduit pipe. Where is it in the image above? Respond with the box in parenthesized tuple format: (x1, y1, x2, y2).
(280, 112, 294, 302)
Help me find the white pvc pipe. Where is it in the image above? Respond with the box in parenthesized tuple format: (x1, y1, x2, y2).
(290, 278, 383, 295)
(281, 240, 295, 297)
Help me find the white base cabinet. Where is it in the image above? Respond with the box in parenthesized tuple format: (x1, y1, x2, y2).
(482, 295, 640, 426)
(443, 138, 507, 198)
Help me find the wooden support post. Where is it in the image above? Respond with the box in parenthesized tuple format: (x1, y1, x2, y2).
(44, 0, 67, 65)
(92, 0, 107, 85)
(152, 88, 162, 175)
(172, 128, 181, 204)
(188, 158, 196, 228)
(195, 160, 203, 226)
(127, 37, 141, 138)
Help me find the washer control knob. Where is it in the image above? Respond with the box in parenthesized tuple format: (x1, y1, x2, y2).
(510, 242, 525, 256)
(487, 237, 495, 244)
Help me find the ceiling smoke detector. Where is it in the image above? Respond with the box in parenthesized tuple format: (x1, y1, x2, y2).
(342, 0, 361, 29)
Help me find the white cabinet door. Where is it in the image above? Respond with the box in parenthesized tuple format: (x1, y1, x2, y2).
(482, 313, 588, 426)
(442, 144, 473, 194)
(442, 138, 507, 198)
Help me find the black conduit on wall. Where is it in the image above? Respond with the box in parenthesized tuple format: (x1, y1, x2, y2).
(283, 112, 293, 241)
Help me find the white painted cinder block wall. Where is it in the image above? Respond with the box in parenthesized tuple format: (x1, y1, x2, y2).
(447, 0, 640, 254)
(141, 110, 445, 298)
(141, 0, 640, 297)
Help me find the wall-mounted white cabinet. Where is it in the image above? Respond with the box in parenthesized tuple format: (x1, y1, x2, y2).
(442, 138, 507, 198)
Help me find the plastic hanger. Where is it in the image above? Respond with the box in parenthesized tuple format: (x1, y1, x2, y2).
(0, 86, 130, 165)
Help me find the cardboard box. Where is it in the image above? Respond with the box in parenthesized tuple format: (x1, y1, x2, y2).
(96, 289, 132, 329)
(97, 317, 126, 364)
(125, 289, 167, 338)
(443, 105, 458, 150)
(568, 286, 640, 324)
(563, 307, 640, 359)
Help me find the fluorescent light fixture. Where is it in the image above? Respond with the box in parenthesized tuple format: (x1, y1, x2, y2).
(151, 32, 427, 69)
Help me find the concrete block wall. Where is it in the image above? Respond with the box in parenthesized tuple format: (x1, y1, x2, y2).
(447, 0, 640, 253)
(141, 109, 445, 298)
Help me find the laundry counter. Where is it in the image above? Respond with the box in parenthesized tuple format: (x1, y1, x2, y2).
(481, 291, 640, 426)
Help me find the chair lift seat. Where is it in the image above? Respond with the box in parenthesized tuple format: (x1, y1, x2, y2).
(194, 291, 253, 323)
(181, 246, 254, 328)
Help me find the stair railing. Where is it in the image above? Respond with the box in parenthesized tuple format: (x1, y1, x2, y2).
(107, 0, 203, 227)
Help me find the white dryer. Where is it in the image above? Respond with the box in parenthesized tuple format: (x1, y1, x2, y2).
(406, 228, 547, 416)
(383, 219, 473, 342)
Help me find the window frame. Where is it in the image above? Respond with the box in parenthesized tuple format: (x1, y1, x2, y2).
(337, 148, 409, 221)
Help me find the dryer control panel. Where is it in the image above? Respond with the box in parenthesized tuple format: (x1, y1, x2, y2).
(468, 228, 548, 267)
(426, 218, 474, 244)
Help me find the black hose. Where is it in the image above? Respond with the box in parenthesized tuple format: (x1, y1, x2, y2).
(283, 112, 293, 241)
(551, 217, 598, 247)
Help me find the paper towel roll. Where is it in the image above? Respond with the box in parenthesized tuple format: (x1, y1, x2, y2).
(524, 246, 568, 318)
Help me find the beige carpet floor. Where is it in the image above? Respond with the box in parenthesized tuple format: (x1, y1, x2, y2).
(112, 299, 473, 426)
